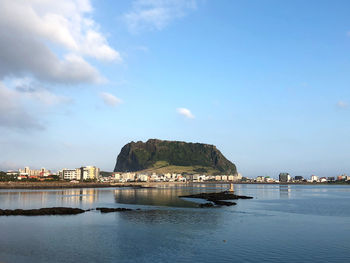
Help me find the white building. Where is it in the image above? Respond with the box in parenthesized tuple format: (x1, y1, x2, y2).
(122, 172, 136, 182)
(256, 176, 265, 182)
(138, 174, 149, 182)
(320, 177, 327, 183)
(80, 166, 100, 180)
(62, 169, 79, 180)
(61, 166, 100, 181)
(164, 173, 172, 180)
(310, 175, 319, 182)
(114, 173, 121, 181)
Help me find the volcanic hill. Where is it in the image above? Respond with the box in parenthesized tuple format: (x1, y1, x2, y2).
(114, 139, 237, 175)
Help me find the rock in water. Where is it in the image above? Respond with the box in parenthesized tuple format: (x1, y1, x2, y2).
(114, 139, 237, 175)
(0, 207, 85, 216)
(180, 191, 253, 207)
(96, 207, 133, 213)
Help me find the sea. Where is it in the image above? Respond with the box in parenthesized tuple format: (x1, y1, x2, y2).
(0, 184, 349, 263)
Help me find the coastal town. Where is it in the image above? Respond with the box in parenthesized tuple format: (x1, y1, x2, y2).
(1, 166, 349, 184)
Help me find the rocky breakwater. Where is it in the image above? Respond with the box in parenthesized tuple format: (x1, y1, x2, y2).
(0, 207, 86, 216)
(180, 191, 253, 207)
(96, 207, 134, 213)
(0, 207, 138, 216)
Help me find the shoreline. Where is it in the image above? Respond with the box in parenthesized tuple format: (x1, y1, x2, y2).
(192, 181, 350, 185)
(0, 182, 155, 190)
(0, 181, 349, 190)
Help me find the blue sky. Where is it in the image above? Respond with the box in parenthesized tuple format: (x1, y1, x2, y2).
(1, 0, 350, 178)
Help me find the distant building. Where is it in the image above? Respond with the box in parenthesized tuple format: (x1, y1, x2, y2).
(113, 173, 121, 181)
(228, 173, 242, 181)
(256, 176, 265, 182)
(310, 175, 318, 182)
(79, 166, 100, 181)
(138, 174, 149, 182)
(6, 171, 19, 176)
(40, 168, 50, 177)
(122, 172, 136, 182)
(294, 176, 304, 181)
(265, 177, 275, 183)
(337, 175, 344, 181)
(18, 166, 51, 177)
(61, 166, 99, 181)
(62, 169, 79, 180)
(192, 174, 200, 182)
(279, 173, 291, 183)
(327, 177, 335, 182)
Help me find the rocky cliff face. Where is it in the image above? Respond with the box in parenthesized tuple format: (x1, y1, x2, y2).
(114, 139, 237, 174)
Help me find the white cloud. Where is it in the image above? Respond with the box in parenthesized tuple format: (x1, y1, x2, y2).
(0, 80, 70, 130)
(100, 92, 122, 106)
(11, 77, 70, 106)
(177, 107, 195, 119)
(123, 0, 197, 33)
(337, 100, 348, 109)
(0, 0, 120, 84)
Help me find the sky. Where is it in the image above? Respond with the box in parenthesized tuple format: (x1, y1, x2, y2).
(1, 0, 350, 178)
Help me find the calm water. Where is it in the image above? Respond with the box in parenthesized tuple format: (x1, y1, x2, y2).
(0, 184, 350, 263)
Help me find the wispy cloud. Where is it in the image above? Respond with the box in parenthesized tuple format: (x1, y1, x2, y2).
(134, 45, 150, 52)
(13, 78, 71, 106)
(100, 92, 122, 106)
(177, 107, 195, 119)
(0, 161, 19, 171)
(123, 0, 197, 33)
(0, 80, 72, 131)
(337, 100, 348, 109)
(0, 82, 44, 130)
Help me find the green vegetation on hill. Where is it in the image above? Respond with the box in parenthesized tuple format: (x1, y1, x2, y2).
(114, 139, 237, 175)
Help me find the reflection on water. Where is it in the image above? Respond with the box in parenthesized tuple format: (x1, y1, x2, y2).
(279, 185, 291, 199)
(0, 188, 101, 209)
(113, 184, 248, 208)
(1, 184, 350, 263)
(61, 189, 99, 204)
(118, 208, 223, 226)
(2, 184, 350, 210)
(114, 187, 199, 208)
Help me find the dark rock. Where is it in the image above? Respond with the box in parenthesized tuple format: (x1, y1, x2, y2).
(180, 191, 253, 200)
(96, 207, 132, 213)
(210, 200, 236, 206)
(0, 207, 85, 216)
(180, 191, 252, 207)
(199, 202, 215, 208)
